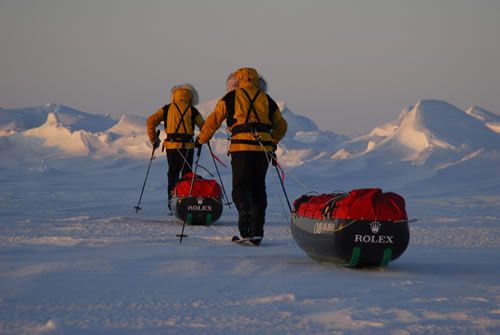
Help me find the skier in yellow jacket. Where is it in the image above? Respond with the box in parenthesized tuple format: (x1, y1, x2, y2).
(196, 68, 287, 244)
(147, 84, 204, 210)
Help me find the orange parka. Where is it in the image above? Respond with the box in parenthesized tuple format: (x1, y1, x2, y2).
(147, 85, 204, 150)
(198, 68, 287, 152)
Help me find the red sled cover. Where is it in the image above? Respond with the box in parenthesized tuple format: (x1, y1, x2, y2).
(294, 188, 407, 221)
(332, 188, 407, 221)
(173, 173, 222, 198)
(294, 194, 343, 220)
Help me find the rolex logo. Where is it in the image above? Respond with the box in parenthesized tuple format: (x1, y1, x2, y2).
(370, 221, 381, 234)
(197, 197, 204, 205)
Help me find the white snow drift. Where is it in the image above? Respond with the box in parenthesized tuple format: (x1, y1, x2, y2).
(1, 99, 499, 335)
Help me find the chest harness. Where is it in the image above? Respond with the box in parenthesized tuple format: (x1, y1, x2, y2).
(224, 88, 276, 147)
(162, 103, 199, 147)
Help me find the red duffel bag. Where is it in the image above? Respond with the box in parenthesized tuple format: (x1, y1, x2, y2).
(294, 188, 407, 221)
(173, 173, 222, 198)
(332, 188, 407, 221)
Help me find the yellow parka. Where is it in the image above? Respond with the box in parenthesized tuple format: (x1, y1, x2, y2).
(147, 85, 204, 150)
(198, 68, 287, 152)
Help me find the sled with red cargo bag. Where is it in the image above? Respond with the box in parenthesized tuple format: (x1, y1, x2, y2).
(171, 172, 223, 225)
(291, 188, 411, 267)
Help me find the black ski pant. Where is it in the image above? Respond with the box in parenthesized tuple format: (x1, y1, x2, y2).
(231, 151, 269, 238)
(166, 148, 194, 200)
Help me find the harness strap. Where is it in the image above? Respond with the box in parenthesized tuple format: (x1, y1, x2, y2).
(230, 89, 272, 139)
(230, 139, 274, 146)
(241, 88, 262, 124)
(231, 122, 272, 135)
(166, 133, 194, 143)
(169, 103, 193, 148)
(172, 103, 191, 135)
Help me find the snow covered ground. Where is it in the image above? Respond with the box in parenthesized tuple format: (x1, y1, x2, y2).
(1, 101, 499, 334)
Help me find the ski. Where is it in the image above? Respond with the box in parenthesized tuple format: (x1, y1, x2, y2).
(231, 235, 262, 246)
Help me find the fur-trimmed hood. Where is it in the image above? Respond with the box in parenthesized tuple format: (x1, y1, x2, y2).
(170, 83, 199, 105)
(234, 67, 259, 87)
(226, 72, 239, 92)
(226, 71, 267, 92)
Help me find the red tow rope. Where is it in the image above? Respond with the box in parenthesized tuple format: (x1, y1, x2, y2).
(210, 150, 227, 168)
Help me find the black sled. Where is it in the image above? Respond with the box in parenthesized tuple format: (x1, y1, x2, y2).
(291, 214, 410, 267)
(291, 189, 411, 267)
(171, 195, 223, 225)
(171, 172, 223, 226)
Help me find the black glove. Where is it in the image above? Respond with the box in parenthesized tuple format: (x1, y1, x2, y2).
(194, 137, 202, 148)
(152, 138, 161, 150)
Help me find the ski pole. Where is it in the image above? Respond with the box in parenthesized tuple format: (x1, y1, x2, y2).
(272, 152, 293, 213)
(255, 136, 292, 214)
(177, 144, 202, 243)
(207, 141, 232, 208)
(134, 130, 160, 213)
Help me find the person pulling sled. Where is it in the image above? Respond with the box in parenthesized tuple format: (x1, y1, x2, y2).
(146, 84, 204, 211)
(196, 67, 287, 245)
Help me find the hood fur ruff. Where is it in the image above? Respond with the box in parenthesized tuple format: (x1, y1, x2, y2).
(234, 67, 260, 87)
(170, 84, 199, 105)
(227, 71, 267, 92)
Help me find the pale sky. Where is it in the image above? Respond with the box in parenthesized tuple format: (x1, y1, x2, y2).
(1, 0, 499, 134)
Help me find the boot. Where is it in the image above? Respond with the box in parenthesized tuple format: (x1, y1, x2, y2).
(249, 237, 262, 246)
(238, 202, 252, 238)
(250, 205, 265, 241)
(238, 210, 252, 238)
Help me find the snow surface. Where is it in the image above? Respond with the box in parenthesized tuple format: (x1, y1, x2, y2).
(1, 99, 499, 334)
